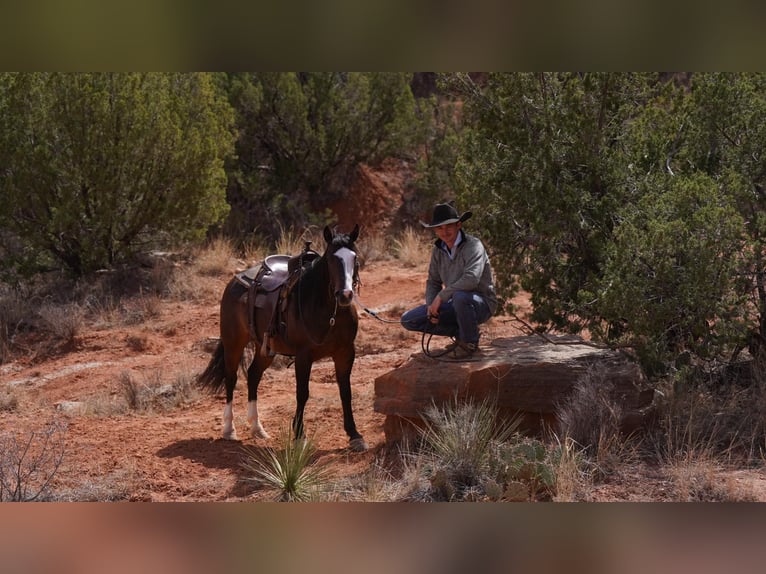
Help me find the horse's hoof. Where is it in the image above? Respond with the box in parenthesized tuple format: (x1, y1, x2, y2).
(349, 437, 368, 452)
(250, 424, 271, 440)
(222, 430, 238, 440)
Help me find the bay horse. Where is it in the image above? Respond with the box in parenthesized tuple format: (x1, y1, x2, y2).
(197, 224, 367, 451)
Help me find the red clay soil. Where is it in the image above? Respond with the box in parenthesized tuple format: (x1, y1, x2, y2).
(3, 259, 766, 501)
(0, 257, 530, 501)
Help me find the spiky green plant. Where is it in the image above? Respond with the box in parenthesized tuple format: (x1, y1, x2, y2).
(241, 426, 332, 502)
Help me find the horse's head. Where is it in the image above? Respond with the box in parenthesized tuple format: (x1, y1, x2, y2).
(323, 224, 360, 307)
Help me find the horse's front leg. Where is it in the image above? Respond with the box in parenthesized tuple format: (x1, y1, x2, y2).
(334, 349, 367, 452)
(292, 353, 312, 440)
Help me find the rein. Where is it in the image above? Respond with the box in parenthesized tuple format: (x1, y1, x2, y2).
(352, 293, 454, 360)
(352, 294, 401, 324)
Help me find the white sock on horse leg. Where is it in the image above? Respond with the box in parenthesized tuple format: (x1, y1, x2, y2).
(222, 401, 237, 440)
(248, 400, 270, 439)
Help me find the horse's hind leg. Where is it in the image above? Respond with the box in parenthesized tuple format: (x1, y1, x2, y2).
(217, 280, 250, 440)
(221, 339, 246, 440)
(222, 366, 239, 440)
(246, 352, 273, 439)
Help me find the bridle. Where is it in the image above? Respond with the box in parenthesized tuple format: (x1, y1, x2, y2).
(294, 243, 358, 347)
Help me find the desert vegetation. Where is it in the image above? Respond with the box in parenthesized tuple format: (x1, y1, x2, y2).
(1, 232, 764, 501)
(3, 73, 766, 500)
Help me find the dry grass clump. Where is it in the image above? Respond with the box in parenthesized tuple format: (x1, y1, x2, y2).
(191, 236, 237, 277)
(121, 292, 164, 325)
(241, 235, 269, 268)
(396, 398, 589, 502)
(556, 366, 639, 479)
(326, 461, 405, 502)
(653, 360, 766, 464)
(275, 225, 325, 257)
(548, 435, 591, 501)
(657, 420, 758, 502)
(165, 263, 222, 302)
(114, 369, 200, 414)
(51, 464, 138, 502)
(665, 453, 757, 502)
(392, 227, 431, 268)
(356, 230, 390, 264)
(0, 387, 20, 412)
(645, 361, 766, 501)
(2, 280, 93, 360)
(83, 292, 123, 328)
(38, 302, 86, 343)
(125, 333, 150, 352)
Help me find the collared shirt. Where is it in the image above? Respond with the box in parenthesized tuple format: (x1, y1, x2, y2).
(438, 230, 464, 260)
(426, 230, 498, 315)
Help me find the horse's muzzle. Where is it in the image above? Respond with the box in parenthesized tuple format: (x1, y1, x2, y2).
(336, 290, 354, 307)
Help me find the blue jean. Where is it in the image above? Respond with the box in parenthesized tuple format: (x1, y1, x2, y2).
(400, 290, 493, 345)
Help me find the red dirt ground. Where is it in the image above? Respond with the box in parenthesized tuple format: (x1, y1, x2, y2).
(3, 256, 766, 501)
(0, 261, 766, 501)
(3, 158, 766, 501)
(0, 256, 532, 501)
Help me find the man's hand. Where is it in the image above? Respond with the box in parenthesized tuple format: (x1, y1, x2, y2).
(427, 298, 441, 323)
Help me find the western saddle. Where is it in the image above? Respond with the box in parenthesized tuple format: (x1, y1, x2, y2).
(234, 242, 320, 357)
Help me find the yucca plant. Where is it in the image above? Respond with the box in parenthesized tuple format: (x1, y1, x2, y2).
(241, 426, 332, 502)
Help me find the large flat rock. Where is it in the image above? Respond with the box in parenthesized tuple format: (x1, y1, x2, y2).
(373, 335, 655, 443)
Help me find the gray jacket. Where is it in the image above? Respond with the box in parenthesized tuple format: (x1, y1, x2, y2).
(425, 231, 498, 315)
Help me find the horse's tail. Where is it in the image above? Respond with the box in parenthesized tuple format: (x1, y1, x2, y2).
(197, 340, 227, 394)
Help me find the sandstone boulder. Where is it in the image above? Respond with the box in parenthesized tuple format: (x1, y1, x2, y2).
(373, 335, 655, 444)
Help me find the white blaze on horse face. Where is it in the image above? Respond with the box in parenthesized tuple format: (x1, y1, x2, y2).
(334, 247, 356, 300)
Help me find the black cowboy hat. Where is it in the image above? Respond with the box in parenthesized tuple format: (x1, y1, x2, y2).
(420, 202, 473, 228)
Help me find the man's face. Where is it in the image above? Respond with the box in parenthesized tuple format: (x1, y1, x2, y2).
(434, 222, 461, 246)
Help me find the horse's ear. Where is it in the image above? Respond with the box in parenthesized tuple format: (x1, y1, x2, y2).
(350, 223, 360, 243)
(323, 225, 333, 243)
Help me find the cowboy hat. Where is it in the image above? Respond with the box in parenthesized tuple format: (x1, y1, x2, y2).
(420, 203, 473, 228)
